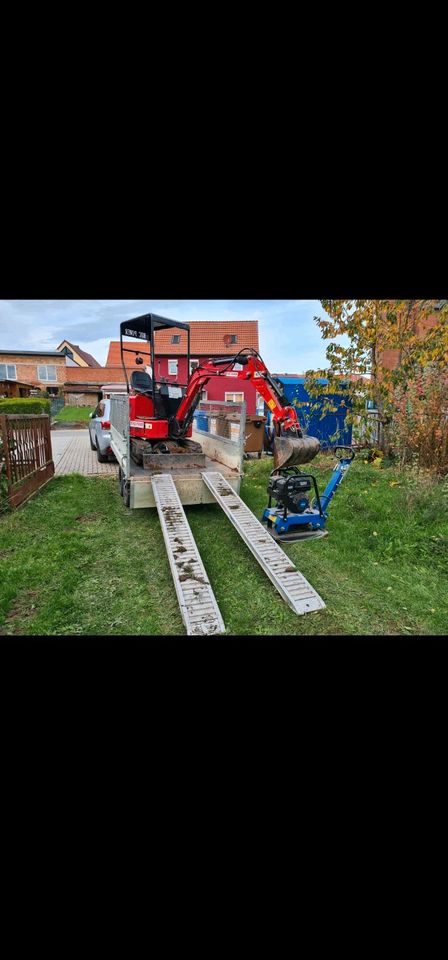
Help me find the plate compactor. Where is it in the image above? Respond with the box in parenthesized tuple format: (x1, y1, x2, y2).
(261, 446, 355, 542)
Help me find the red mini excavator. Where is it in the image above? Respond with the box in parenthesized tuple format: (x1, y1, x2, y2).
(120, 313, 320, 470)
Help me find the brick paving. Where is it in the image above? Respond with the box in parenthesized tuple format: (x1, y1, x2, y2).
(55, 432, 118, 477)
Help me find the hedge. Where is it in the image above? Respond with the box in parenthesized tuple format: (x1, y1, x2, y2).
(0, 398, 51, 416)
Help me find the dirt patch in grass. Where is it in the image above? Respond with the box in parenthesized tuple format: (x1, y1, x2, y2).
(74, 514, 101, 524)
(0, 590, 39, 635)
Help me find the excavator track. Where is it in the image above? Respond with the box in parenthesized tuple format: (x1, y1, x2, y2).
(131, 437, 206, 471)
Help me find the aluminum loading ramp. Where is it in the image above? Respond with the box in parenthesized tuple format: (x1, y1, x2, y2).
(151, 474, 225, 636)
(202, 472, 326, 615)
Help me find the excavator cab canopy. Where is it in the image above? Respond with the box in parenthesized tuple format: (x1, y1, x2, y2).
(120, 313, 190, 340)
(120, 313, 191, 396)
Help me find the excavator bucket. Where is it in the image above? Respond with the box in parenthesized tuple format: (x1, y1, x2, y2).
(273, 435, 321, 470)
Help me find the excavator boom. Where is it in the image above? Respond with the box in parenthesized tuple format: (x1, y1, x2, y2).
(174, 349, 320, 469)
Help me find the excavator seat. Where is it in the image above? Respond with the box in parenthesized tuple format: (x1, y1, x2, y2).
(130, 370, 185, 420)
(131, 370, 153, 394)
(130, 371, 154, 419)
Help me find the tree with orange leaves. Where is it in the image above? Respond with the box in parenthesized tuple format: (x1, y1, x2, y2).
(305, 300, 448, 460)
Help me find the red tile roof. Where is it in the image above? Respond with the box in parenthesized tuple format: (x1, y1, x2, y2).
(106, 321, 259, 366)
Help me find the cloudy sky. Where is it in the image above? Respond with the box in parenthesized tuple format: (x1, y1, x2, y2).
(0, 299, 340, 373)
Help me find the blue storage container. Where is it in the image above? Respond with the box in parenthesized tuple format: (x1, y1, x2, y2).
(268, 377, 352, 447)
(194, 410, 209, 432)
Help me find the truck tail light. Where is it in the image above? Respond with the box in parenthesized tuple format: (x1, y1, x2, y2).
(101, 420, 111, 429)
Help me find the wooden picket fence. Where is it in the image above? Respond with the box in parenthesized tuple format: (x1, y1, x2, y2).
(0, 414, 54, 510)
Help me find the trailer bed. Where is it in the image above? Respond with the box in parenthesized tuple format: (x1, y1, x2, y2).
(127, 455, 242, 508)
(110, 395, 245, 509)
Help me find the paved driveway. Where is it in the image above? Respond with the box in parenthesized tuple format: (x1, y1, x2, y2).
(51, 429, 117, 476)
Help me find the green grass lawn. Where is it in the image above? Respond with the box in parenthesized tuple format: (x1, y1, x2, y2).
(0, 455, 447, 636)
(54, 406, 94, 422)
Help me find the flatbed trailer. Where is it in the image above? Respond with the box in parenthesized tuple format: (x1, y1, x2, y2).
(110, 396, 246, 509)
(109, 395, 325, 634)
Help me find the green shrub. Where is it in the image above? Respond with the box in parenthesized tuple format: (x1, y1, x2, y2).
(0, 398, 51, 416)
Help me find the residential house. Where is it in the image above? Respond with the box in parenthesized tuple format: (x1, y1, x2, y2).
(0, 349, 67, 396)
(0, 340, 104, 403)
(56, 340, 101, 368)
(105, 321, 260, 414)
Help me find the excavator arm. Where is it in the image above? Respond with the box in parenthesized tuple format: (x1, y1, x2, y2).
(173, 349, 320, 468)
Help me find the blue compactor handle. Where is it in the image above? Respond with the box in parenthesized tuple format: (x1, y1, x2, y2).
(315, 446, 355, 513)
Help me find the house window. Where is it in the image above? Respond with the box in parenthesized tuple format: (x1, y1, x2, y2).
(225, 391, 244, 403)
(37, 364, 58, 382)
(168, 360, 178, 376)
(171, 335, 181, 344)
(230, 335, 238, 344)
(190, 359, 199, 375)
(0, 363, 17, 380)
